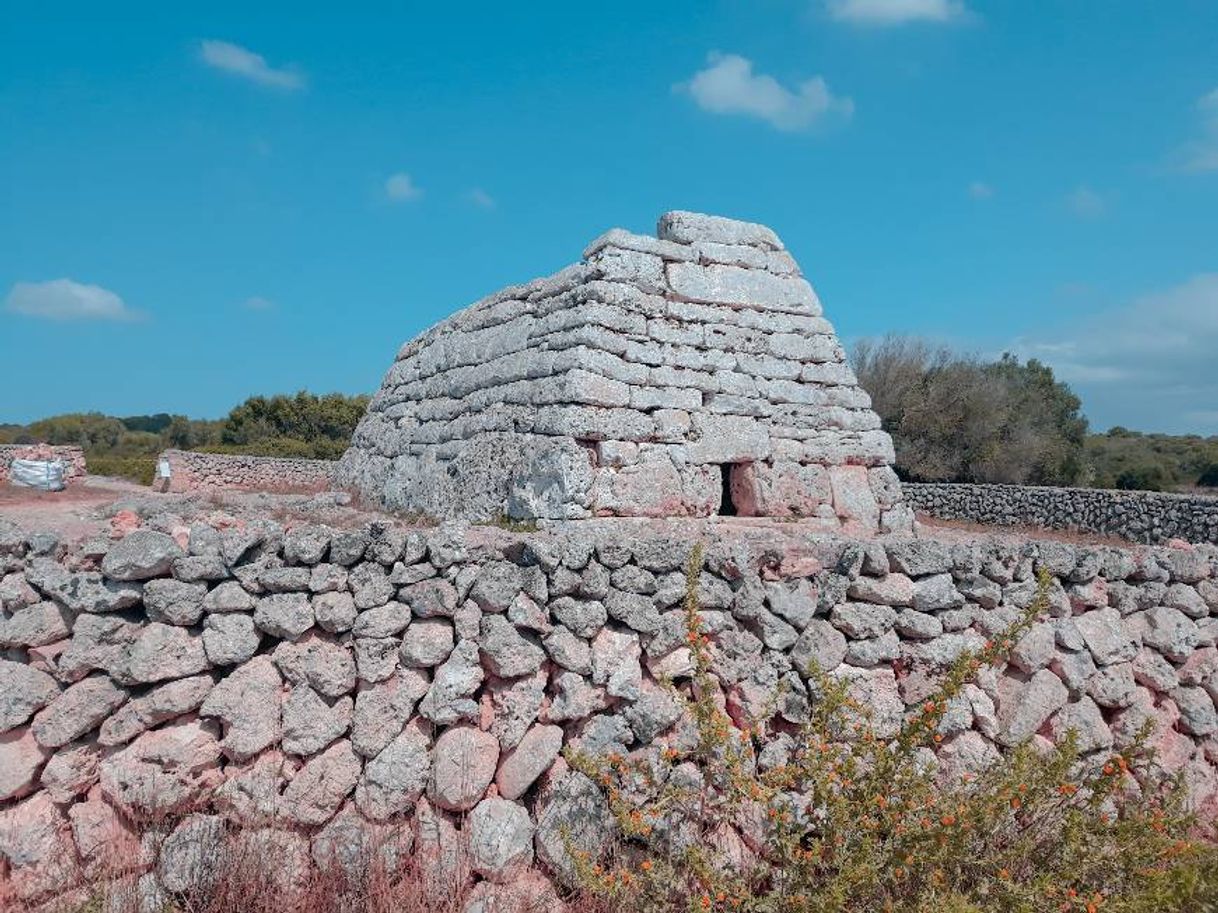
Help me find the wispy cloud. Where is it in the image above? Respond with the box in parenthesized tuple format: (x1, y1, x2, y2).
(384, 173, 423, 202)
(679, 53, 853, 132)
(5, 279, 141, 322)
(1065, 185, 1106, 219)
(199, 40, 304, 91)
(243, 296, 274, 310)
(465, 188, 496, 209)
(968, 181, 994, 200)
(1007, 274, 1218, 433)
(1176, 87, 1218, 173)
(826, 0, 966, 26)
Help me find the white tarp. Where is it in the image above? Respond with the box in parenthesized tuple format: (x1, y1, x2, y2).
(10, 459, 66, 491)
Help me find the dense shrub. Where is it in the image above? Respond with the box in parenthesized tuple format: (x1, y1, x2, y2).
(1086, 429, 1218, 492)
(852, 337, 1088, 486)
(1197, 463, 1218, 489)
(221, 391, 368, 458)
(569, 548, 1218, 913)
(1114, 465, 1168, 492)
(85, 456, 156, 486)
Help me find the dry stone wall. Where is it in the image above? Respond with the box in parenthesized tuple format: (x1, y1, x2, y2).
(0, 446, 87, 482)
(158, 450, 335, 495)
(2, 514, 1217, 908)
(338, 211, 908, 534)
(906, 482, 1218, 546)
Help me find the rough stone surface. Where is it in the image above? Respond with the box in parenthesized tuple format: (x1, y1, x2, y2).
(429, 724, 499, 811)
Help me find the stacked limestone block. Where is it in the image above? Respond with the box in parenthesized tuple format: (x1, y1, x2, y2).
(3, 515, 1217, 908)
(337, 211, 908, 532)
(158, 450, 335, 495)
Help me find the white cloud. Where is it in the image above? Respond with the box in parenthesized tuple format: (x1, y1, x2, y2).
(681, 53, 853, 132)
(1007, 274, 1218, 433)
(1065, 185, 1106, 219)
(826, 0, 966, 26)
(968, 181, 993, 200)
(244, 296, 274, 310)
(5, 279, 140, 322)
(199, 40, 304, 90)
(1178, 87, 1218, 173)
(465, 188, 495, 209)
(384, 173, 423, 202)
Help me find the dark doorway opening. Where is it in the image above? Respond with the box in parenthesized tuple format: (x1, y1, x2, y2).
(718, 465, 737, 516)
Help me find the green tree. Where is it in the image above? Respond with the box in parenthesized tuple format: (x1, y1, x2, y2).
(852, 337, 1088, 486)
(220, 391, 368, 459)
(25, 412, 127, 450)
(1196, 463, 1218, 488)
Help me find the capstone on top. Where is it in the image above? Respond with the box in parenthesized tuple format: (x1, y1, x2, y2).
(336, 211, 910, 534)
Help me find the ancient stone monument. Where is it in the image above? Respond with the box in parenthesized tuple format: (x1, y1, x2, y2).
(338, 211, 910, 534)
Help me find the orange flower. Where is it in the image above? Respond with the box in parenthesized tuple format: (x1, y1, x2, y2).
(640, 860, 653, 872)
(1010, 796, 1022, 810)
(700, 894, 711, 909)
(1102, 763, 1115, 776)
(998, 868, 1010, 879)
(941, 814, 956, 826)
(1058, 784, 1078, 797)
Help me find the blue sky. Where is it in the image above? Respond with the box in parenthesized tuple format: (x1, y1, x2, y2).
(2, 0, 1216, 433)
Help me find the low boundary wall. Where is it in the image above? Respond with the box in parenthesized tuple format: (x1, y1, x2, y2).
(0, 445, 87, 481)
(904, 482, 1218, 545)
(0, 518, 1215, 906)
(158, 449, 335, 494)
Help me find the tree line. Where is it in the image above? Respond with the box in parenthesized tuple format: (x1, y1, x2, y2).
(0, 391, 370, 467)
(2, 355, 1216, 493)
(852, 336, 1218, 492)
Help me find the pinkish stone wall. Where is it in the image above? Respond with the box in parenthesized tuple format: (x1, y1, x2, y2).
(158, 449, 334, 495)
(0, 446, 87, 482)
(1, 515, 1216, 907)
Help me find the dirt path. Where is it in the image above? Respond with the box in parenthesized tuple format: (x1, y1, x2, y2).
(0, 476, 161, 543)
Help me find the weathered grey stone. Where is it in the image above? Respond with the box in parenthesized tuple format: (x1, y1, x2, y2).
(284, 525, 332, 565)
(351, 667, 429, 758)
(356, 720, 431, 820)
(102, 530, 184, 581)
(158, 814, 224, 894)
(254, 592, 315, 640)
(0, 729, 51, 801)
(116, 623, 210, 685)
(1076, 608, 1139, 666)
(202, 580, 256, 613)
(830, 602, 896, 639)
(281, 739, 361, 826)
(994, 669, 1068, 747)
(203, 613, 261, 666)
(199, 656, 282, 760)
(418, 640, 484, 725)
(0, 660, 59, 733)
(479, 615, 546, 678)
(313, 591, 357, 633)
(534, 771, 613, 886)
(282, 685, 352, 756)
(353, 601, 412, 639)
(551, 596, 607, 638)
(98, 674, 213, 746)
(495, 724, 563, 800)
(790, 618, 847, 674)
(349, 563, 395, 610)
(429, 724, 498, 811)
(468, 796, 534, 882)
(400, 617, 456, 668)
(1142, 606, 1199, 661)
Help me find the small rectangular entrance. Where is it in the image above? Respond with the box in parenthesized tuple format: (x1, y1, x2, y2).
(718, 464, 738, 516)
